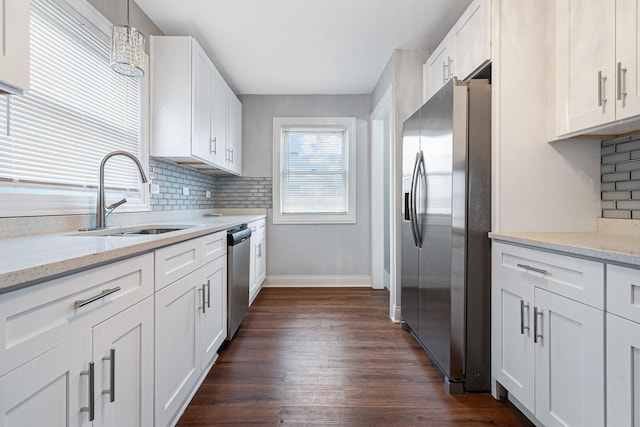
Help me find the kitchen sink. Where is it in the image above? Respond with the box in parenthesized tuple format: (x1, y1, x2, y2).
(70, 225, 195, 237)
(118, 228, 186, 236)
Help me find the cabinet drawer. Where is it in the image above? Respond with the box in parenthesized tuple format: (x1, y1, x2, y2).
(493, 242, 604, 309)
(607, 264, 640, 324)
(0, 253, 153, 376)
(155, 238, 203, 290)
(202, 230, 226, 265)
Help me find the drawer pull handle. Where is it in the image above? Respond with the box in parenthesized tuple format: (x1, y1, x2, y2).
(533, 307, 543, 344)
(80, 362, 95, 421)
(520, 300, 530, 335)
(199, 286, 206, 313)
(75, 286, 122, 309)
(516, 264, 548, 275)
(101, 348, 115, 403)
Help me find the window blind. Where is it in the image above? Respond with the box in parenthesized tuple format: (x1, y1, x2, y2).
(281, 129, 348, 214)
(0, 0, 144, 195)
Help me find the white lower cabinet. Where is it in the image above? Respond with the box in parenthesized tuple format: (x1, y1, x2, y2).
(606, 313, 640, 427)
(249, 219, 266, 305)
(533, 289, 604, 427)
(492, 242, 605, 426)
(155, 231, 228, 426)
(0, 294, 154, 427)
(93, 297, 154, 427)
(154, 270, 202, 426)
(0, 331, 93, 426)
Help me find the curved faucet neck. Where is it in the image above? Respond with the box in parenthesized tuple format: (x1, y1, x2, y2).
(95, 151, 148, 229)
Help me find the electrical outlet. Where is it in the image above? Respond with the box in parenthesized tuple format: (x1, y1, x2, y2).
(182, 187, 190, 196)
(150, 183, 160, 194)
(205, 190, 211, 198)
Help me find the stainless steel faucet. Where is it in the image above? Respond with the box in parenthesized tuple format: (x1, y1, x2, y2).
(95, 151, 148, 229)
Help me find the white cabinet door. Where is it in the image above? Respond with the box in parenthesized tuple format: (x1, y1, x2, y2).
(212, 69, 228, 168)
(256, 236, 266, 287)
(492, 267, 535, 412)
(425, 36, 454, 101)
(227, 93, 243, 175)
(92, 297, 154, 427)
(534, 289, 605, 427)
(200, 256, 227, 369)
(154, 271, 202, 427)
(556, 0, 616, 135)
(616, 0, 640, 120)
(453, 0, 490, 80)
(192, 42, 214, 163)
(606, 313, 640, 427)
(0, 0, 29, 94)
(0, 331, 92, 426)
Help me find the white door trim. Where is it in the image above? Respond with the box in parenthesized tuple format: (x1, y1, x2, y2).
(370, 85, 396, 320)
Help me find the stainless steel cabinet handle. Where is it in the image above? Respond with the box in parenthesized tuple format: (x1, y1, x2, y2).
(617, 62, 628, 101)
(199, 286, 206, 313)
(442, 61, 447, 84)
(75, 286, 121, 309)
(516, 263, 548, 275)
(210, 137, 217, 154)
(80, 362, 95, 421)
(533, 307, 543, 344)
(206, 280, 211, 309)
(258, 242, 262, 258)
(598, 71, 607, 107)
(447, 57, 454, 79)
(101, 348, 115, 402)
(520, 300, 530, 335)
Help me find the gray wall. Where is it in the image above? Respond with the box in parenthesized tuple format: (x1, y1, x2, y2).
(239, 95, 372, 276)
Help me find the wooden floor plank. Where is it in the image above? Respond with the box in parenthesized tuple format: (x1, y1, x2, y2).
(177, 287, 532, 426)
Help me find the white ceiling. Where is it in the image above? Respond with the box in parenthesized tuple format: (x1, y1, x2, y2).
(135, 0, 473, 95)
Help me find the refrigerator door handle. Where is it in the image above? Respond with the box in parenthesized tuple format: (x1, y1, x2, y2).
(409, 152, 420, 247)
(415, 151, 426, 247)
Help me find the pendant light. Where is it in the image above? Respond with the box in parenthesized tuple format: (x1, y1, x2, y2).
(110, 0, 145, 78)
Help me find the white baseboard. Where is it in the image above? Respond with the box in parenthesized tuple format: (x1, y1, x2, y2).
(391, 304, 401, 323)
(263, 275, 372, 288)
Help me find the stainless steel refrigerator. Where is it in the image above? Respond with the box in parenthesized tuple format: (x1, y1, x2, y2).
(401, 78, 491, 393)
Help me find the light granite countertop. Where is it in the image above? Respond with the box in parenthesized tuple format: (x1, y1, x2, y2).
(0, 214, 266, 294)
(489, 219, 640, 266)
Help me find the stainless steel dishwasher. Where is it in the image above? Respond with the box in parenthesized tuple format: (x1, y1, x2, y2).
(226, 225, 251, 340)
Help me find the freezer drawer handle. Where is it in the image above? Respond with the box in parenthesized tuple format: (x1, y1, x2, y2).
(516, 263, 548, 276)
(75, 286, 121, 309)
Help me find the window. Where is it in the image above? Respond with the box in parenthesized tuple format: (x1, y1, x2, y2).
(0, 0, 149, 216)
(273, 117, 356, 224)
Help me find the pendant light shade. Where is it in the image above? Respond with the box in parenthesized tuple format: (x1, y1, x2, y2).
(110, 0, 145, 78)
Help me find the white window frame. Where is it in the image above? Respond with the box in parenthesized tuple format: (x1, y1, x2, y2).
(272, 117, 356, 225)
(0, 0, 150, 217)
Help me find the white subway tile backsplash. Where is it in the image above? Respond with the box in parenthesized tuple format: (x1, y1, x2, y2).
(603, 152, 631, 164)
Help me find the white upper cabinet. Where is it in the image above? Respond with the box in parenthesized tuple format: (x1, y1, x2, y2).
(423, 0, 490, 103)
(227, 92, 243, 175)
(424, 35, 454, 103)
(556, 0, 640, 136)
(150, 36, 241, 175)
(453, 0, 491, 81)
(615, 0, 640, 120)
(0, 0, 29, 94)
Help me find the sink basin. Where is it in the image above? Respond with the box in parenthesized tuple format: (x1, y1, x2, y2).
(71, 225, 195, 237)
(118, 228, 185, 236)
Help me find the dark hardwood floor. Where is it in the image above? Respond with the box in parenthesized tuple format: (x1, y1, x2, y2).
(178, 287, 532, 426)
